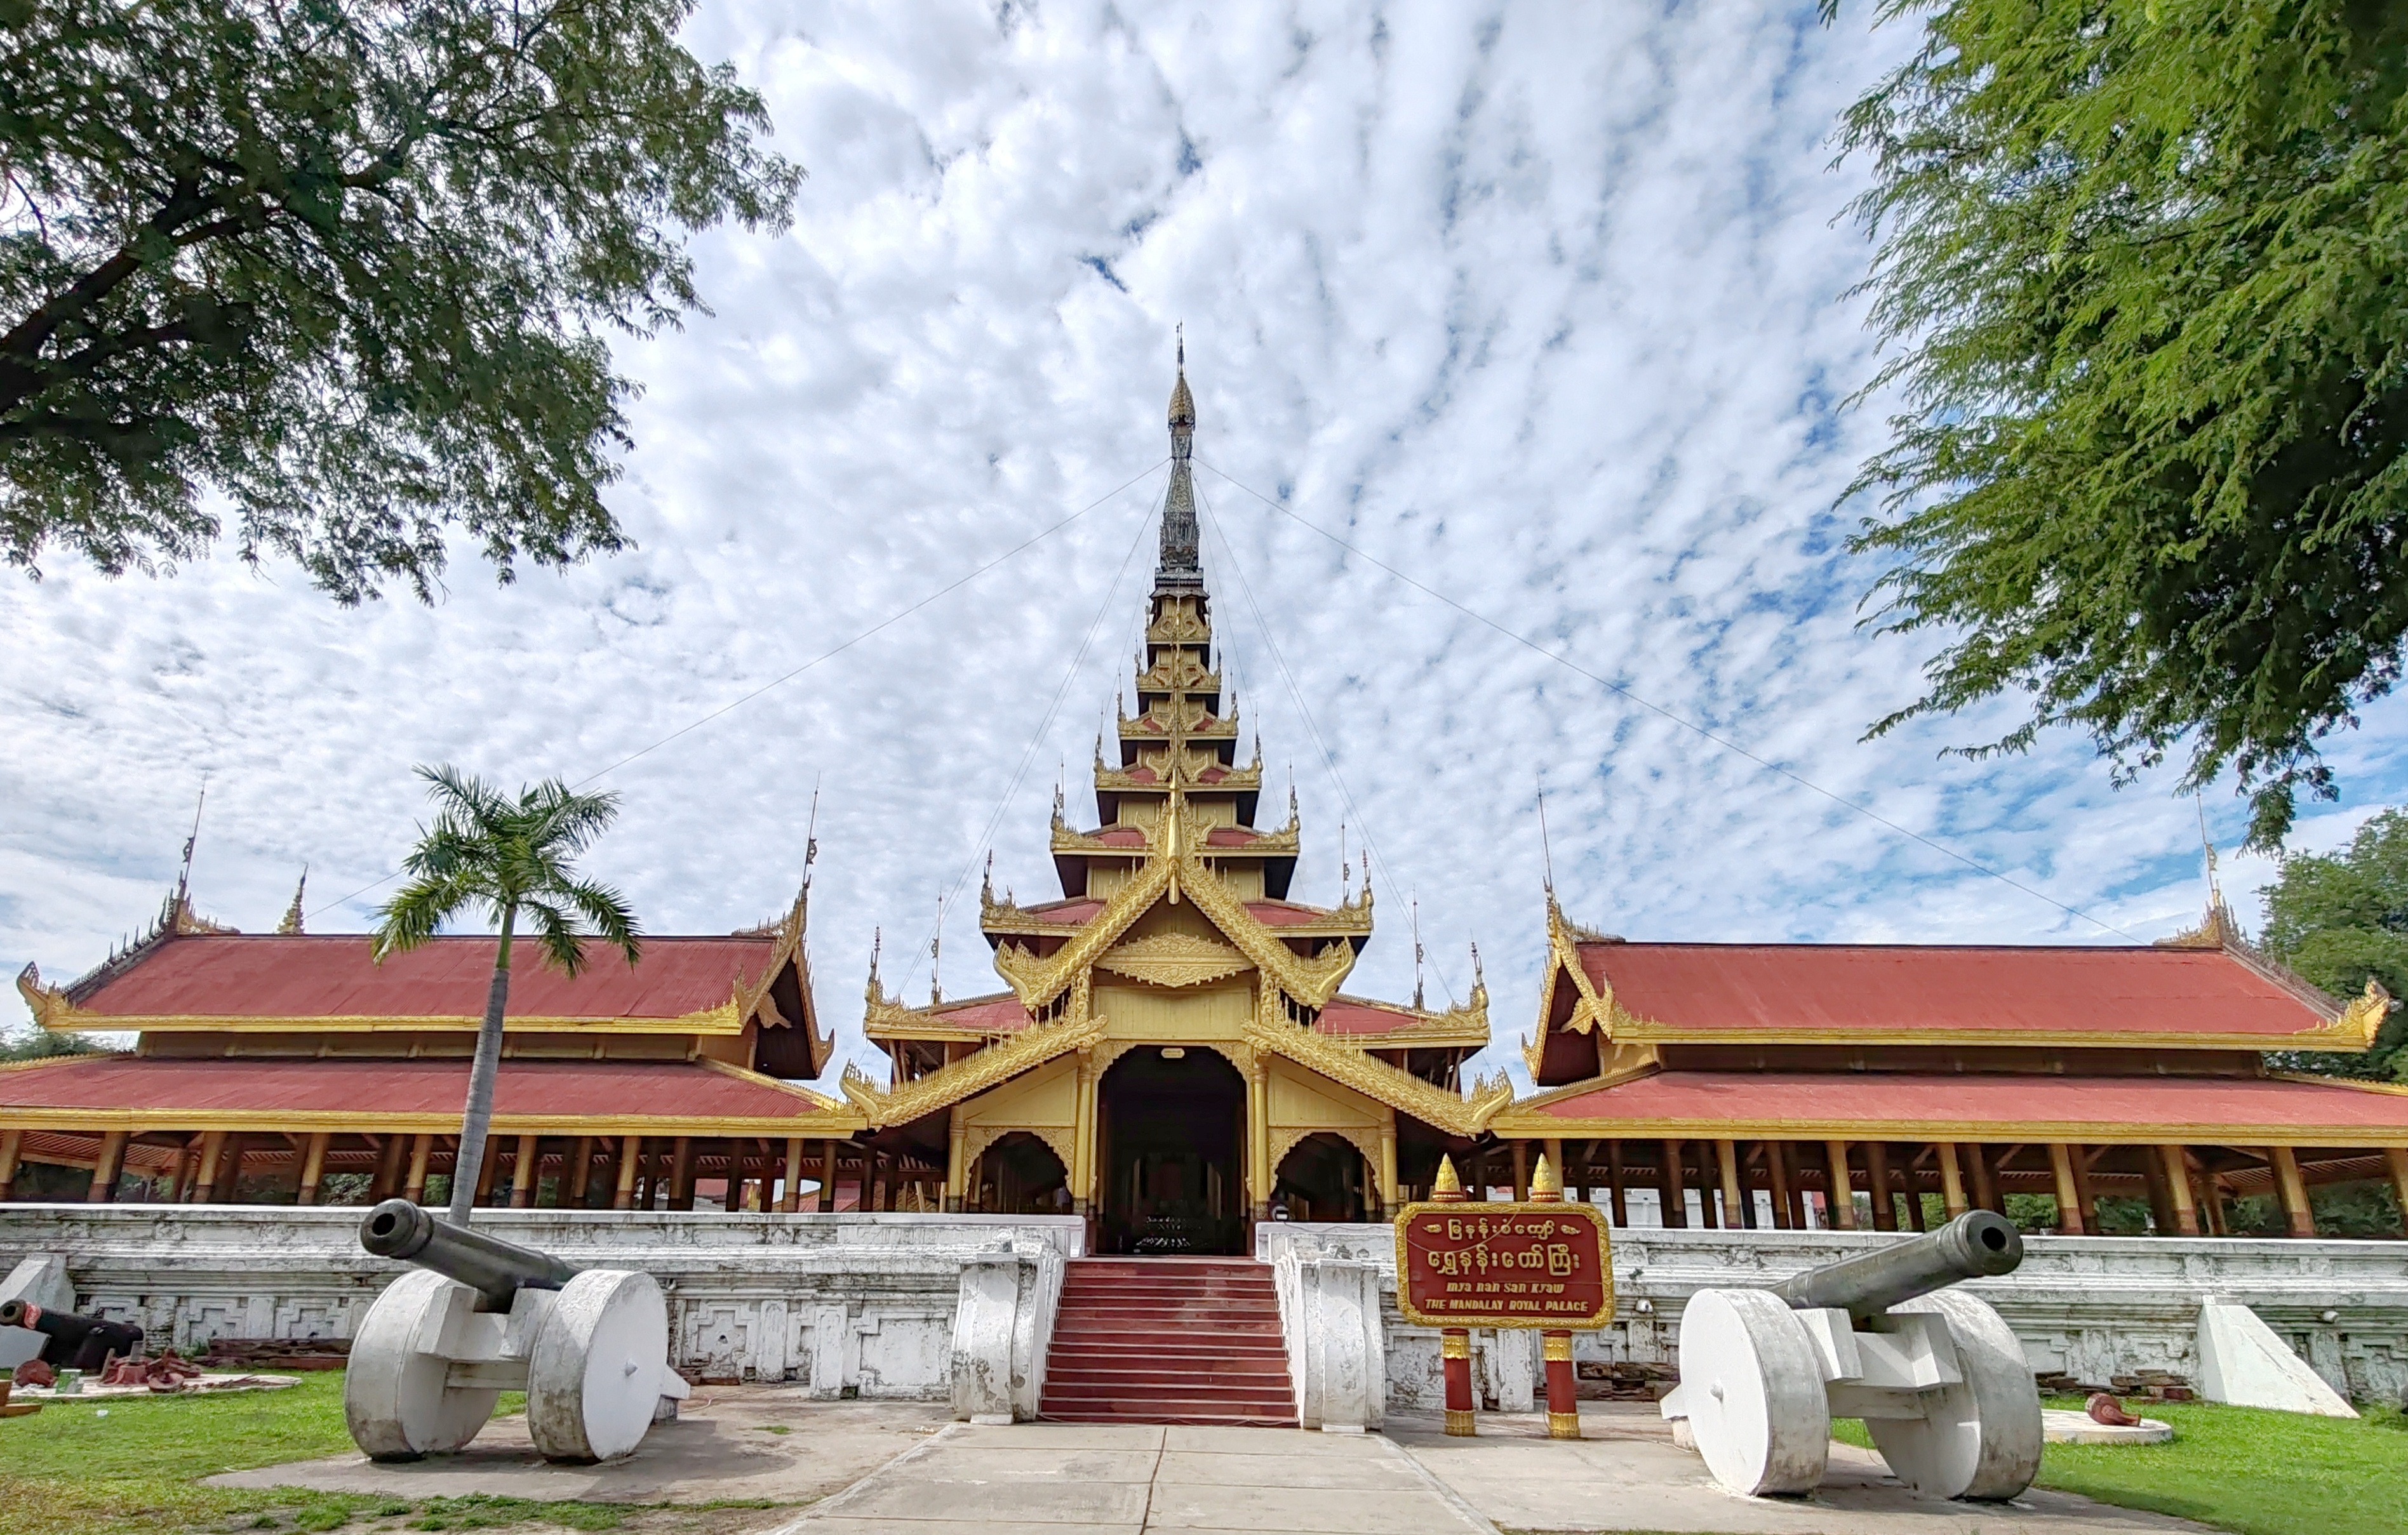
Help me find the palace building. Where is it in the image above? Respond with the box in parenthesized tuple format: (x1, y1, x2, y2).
(6, 361, 2406, 1240)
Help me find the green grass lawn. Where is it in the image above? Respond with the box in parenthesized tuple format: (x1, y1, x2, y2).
(1835, 1398, 2408, 1535)
(0, 1374, 757, 1535)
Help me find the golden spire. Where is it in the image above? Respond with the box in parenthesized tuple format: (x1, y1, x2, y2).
(1432, 1154, 1463, 1199)
(1530, 1153, 1562, 1200)
(276, 867, 307, 935)
(1159, 335, 1201, 587)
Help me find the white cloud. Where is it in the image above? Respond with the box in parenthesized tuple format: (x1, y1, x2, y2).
(11, 1, 2408, 1088)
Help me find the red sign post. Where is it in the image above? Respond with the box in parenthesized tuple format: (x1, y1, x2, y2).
(1396, 1155, 1612, 1439)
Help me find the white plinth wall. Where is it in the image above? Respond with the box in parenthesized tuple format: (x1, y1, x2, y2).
(1259, 1223, 2408, 1409)
(0, 1204, 1081, 1405)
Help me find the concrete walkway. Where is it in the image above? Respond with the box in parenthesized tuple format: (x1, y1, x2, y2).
(779, 1419, 1494, 1535)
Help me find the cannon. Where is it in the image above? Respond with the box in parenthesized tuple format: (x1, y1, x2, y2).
(344, 1200, 688, 1463)
(0, 1298, 145, 1372)
(1661, 1211, 2042, 1500)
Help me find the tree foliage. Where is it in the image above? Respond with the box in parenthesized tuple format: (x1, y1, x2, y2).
(2258, 806, 2408, 1078)
(1, 0, 800, 602)
(1838, 1, 2408, 847)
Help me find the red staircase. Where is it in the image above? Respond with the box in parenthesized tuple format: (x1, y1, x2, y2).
(1039, 1258, 1297, 1425)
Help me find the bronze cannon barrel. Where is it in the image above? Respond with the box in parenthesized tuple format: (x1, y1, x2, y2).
(1772, 1210, 2023, 1317)
(359, 1198, 579, 1311)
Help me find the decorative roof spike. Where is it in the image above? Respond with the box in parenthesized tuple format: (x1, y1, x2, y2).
(277, 867, 308, 935)
(980, 851, 994, 903)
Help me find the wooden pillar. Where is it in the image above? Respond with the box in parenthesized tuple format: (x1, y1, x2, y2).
(218, 1134, 247, 1204)
(1936, 1143, 1969, 1218)
(1965, 1143, 1998, 1214)
(403, 1134, 432, 1204)
(86, 1130, 128, 1203)
(2141, 1145, 2179, 1235)
(1864, 1142, 1896, 1232)
(2386, 1148, 2408, 1237)
(2049, 1143, 2085, 1234)
(474, 1134, 505, 1207)
(1904, 1159, 1929, 1231)
(1720, 1140, 1753, 1229)
(191, 1130, 229, 1203)
(1824, 1140, 1857, 1230)
(295, 1132, 331, 1207)
(0, 1128, 20, 1201)
(2071, 1145, 2100, 1235)
(1763, 1141, 1792, 1230)
(782, 1137, 806, 1214)
(569, 1136, 596, 1208)
(371, 1134, 405, 1202)
(669, 1136, 695, 1211)
(164, 1138, 194, 1204)
(821, 1139, 839, 1213)
(1605, 1141, 1627, 1226)
(1661, 1139, 1689, 1228)
(2270, 1146, 2315, 1237)
(946, 1108, 968, 1213)
(613, 1134, 642, 1210)
(1511, 1140, 1529, 1202)
(1694, 1140, 1721, 1228)
(510, 1134, 540, 1209)
(2160, 1146, 2200, 1236)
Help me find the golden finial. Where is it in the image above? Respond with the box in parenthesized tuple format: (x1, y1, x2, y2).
(276, 866, 307, 934)
(1432, 1155, 1464, 1201)
(1530, 1153, 1562, 1201)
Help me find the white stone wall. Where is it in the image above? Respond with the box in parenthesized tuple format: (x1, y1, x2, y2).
(1259, 1223, 2408, 1407)
(0, 1204, 1084, 1402)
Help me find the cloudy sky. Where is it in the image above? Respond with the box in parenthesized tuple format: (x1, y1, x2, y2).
(11, 1, 2408, 1090)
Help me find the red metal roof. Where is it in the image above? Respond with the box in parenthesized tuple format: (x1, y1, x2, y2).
(1245, 900, 1343, 927)
(1013, 898, 1105, 926)
(1516, 1069, 2408, 1138)
(0, 1054, 841, 1125)
(929, 995, 1036, 1033)
(1316, 999, 1424, 1036)
(69, 934, 770, 1021)
(1577, 943, 2336, 1042)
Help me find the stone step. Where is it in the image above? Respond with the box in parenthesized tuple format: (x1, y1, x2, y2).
(1040, 1406, 1299, 1426)
(1047, 1341, 1288, 1360)
(1045, 1359, 1292, 1383)
(1041, 1380, 1297, 1407)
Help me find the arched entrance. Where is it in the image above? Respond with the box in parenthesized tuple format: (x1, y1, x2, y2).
(1274, 1131, 1377, 1223)
(1097, 1047, 1246, 1254)
(978, 1131, 1071, 1216)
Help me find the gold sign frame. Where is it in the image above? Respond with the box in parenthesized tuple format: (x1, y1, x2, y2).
(1393, 1200, 1615, 1331)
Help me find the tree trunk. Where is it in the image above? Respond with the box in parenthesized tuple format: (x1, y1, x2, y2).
(450, 906, 516, 1223)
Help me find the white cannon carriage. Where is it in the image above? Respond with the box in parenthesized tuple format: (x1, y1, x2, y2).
(344, 1200, 689, 1463)
(1661, 1211, 2042, 1500)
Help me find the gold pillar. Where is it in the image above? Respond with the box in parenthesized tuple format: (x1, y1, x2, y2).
(1718, 1138, 1745, 1230)
(1380, 1113, 1401, 1219)
(509, 1134, 540, 1208)
(2270, 1146, 2314, 1238)
(569, 1136, 595, 1208)
(296, 1132, 331, 1206)
(86, 1129, 128, 1203)
(1071, 1051, 1099, 1218)
(1824, 1140, 1856, 1230)
(1544, 1138, 1566, 1198)
(0, 1127, 21, 1200)
(1764, 1141, 1792, 1230)
(403, 1134, 432, 1205)
(1247, 1060, 1271, 1218)
(1966, 1142, 1998, 1213)
(1936, 1143, 1968, 1218)
(193, 1129, 229, 1203)
(2072, 1145, 2100, 1233)
(782, 1136, 806, 1214)
(2386, 1148, 2408, 1236)
(2160, 1146, 2200, 1235)
(821, 1139, 839, 1213)
(2049, 1143, 2084, 1234)
(370, 1134, 403, 1202)
(946, 1107, 968, 1213)
(613, 1134, 642, 1210)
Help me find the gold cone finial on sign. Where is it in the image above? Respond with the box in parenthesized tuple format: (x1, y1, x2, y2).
(1530, 1153, 1562, 1201)
(1432, 1155, 1464, 1201)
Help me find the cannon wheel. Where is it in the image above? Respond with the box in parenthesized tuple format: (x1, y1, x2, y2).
(1676, 1287, 1832, 1496)
(526, 1269, 671, 1463)
(343, 1270, 500, 1460)
(1868, 1289, 2043, 1500)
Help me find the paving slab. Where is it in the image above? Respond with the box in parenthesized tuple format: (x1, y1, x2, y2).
(1390, 1404, 2216, 1535)
(208, 1389, 951, 1506)
(1150, 1449, 1424, 1490)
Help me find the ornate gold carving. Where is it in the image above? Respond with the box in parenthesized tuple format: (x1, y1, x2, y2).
(15, 964, 65, 1031)
(1148, 602, 1208, 642)
(1095, 932, 1254, 988)
(841, 1004, 1111, 1129)
(1242, 1010, 1510, 1138)
(1135, 653, 1218, 694)
(992, 856, 1175, 1009)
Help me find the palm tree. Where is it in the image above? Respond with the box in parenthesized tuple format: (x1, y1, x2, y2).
(373, 766, 640, 1223)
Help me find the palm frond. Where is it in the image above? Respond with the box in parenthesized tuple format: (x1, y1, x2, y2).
(562, 875, 643, 966)
(520, 897, 590, 977)
(373, 872, 474, 960)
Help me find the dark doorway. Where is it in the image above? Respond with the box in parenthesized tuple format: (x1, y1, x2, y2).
(979, 1131, 1071, 1216)
(1274, 1131, 1377, 1222)
(1098, 1046, 1245, 1254)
